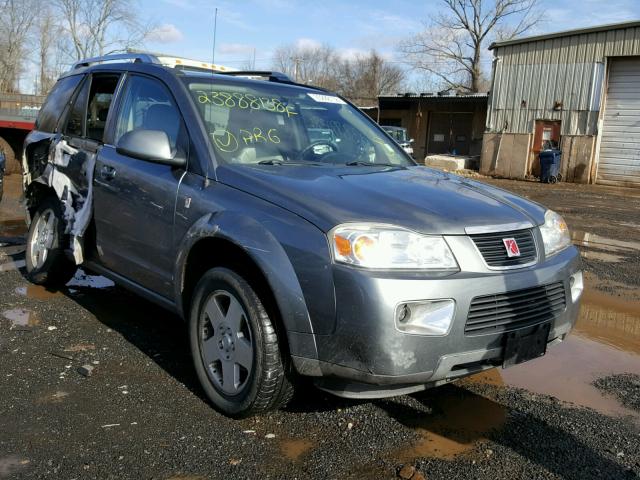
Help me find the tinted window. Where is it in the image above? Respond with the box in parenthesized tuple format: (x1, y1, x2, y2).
(36, 75, 83, 133)
(115, 75, 185, 151)
(86, 75, 120, 141)
(65, 78, 90, 137)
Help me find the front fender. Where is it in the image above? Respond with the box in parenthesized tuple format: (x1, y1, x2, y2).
(174, 210, 320, 359)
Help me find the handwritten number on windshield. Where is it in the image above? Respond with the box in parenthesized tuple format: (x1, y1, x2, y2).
(197, 90, 298, 117)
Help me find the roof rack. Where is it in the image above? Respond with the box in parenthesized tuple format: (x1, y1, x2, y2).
(71, 52, 295, 84)
(217, 71, 293, 83)
(71, 51, 235, 73)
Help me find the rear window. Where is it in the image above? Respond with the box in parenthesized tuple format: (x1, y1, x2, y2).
(36, 75, 83, 133)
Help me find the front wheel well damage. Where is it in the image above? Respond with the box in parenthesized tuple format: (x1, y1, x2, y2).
(182, 237, 290, 356)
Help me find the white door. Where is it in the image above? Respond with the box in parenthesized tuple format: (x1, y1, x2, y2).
(598, 58, 640, 187)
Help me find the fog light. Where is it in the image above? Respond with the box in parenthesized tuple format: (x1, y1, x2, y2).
(395, 300, 455, 336)
(570, 271, 584, 303)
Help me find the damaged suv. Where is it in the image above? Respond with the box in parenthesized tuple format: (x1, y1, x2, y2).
(23, 53, 583, 417)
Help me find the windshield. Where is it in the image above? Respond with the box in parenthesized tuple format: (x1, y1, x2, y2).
(383, 127, 408, 143)
(184, 77, 414, 167)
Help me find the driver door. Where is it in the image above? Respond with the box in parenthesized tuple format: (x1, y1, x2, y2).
(93, 74, 188, 298)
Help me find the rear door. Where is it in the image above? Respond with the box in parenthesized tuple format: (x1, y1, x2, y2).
(92, 74, 188, 297)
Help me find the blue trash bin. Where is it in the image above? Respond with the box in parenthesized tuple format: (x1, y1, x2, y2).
(539, 149, 561, 183)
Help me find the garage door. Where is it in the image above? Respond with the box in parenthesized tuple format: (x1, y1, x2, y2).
(598, 58, 640, 186)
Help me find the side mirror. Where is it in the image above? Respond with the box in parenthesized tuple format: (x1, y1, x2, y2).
(116, 129, 186, 167)
(409, 138, 415, 143)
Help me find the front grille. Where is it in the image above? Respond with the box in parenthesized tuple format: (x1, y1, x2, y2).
(470, 229, 537, 268)
(465, 282, 566, 335)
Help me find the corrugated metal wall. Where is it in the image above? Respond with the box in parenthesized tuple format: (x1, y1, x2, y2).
(487, 25, 640, 135)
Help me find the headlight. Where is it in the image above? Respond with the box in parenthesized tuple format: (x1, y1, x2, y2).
(330, 224, 458, 270)
(539, 210, 571, 257)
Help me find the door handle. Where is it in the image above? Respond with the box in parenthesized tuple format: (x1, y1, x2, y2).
(100, 165, 116, 181)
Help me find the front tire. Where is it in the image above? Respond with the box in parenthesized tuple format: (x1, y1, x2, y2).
(26, 197, 77, 287)
(189, 267, 294, 417)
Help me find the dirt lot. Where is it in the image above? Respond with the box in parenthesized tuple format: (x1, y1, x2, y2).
(1, 174, 639, 480)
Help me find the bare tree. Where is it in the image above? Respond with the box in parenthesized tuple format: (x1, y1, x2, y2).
(36, 7, 67, 94)
(0, 0, 39, 92)
(272, 43, 341, 91)
(272, 44, 404, 105)
(53, 0, 152, 60)
(339, 51, 405, 106)
(400, 0, 542, 92)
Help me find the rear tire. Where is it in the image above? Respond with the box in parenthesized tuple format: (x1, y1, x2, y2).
(25, 197, 77, 287)
(189, 267, 294, 417)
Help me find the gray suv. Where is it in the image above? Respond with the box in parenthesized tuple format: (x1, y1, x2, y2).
(23, 53, 583, 417)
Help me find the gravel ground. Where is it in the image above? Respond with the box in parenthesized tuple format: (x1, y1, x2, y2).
(594, 374, 640, 413)
(1, 175, 640, 479)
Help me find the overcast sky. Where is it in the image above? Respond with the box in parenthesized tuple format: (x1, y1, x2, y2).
(141, 0, 640, 71)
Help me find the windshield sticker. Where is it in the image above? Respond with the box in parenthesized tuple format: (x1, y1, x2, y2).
(196, 90, 298, 117)
(307, 93, 346, 104)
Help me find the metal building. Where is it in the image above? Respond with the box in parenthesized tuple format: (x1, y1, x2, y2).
(481, 20, 640, 187)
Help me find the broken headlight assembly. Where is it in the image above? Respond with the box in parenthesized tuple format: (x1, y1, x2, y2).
(539, 210, 572, 257)
(330, 224, 458, 270)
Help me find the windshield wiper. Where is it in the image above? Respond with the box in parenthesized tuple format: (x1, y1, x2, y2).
(257, 159, 328, 166)
(345, 161, 397, 167)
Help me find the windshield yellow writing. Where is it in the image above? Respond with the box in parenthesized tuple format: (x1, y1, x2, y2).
(210, 127, 281, 154)
(197, 91, 298, 118)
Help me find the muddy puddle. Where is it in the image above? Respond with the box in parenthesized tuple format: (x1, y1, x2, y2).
(398, 288, 640, 462)
(498, 289, 640, 419)
(572, 230, 640, 255)
(15, 284, 63, 300)
(2, 308, 40, 329)
(280, 438, 315, 461)
(0, 218, 27, 238)
(398, 390, 506, 460)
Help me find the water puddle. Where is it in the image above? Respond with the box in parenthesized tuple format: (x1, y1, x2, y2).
(37, 391, 69, 404)
(280, 438, 314, 461)
(0, 258, 26, 272)
(579, 250, 624, 263)
(15, 285, 63, 300)
(396, 390, 506, 460)
(572, 230, 640, 253)
(0, 244, 26, 256)
(574, 289, 640, 353)
(498, 289, 640, 420)
(0, 218, 27, 237)
(2, 308, 40, 329)
(0, 456, 30, 477)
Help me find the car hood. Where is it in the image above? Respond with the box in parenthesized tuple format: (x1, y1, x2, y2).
(217, 165, 547, 235)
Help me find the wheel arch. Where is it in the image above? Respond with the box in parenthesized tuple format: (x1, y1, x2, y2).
(175, 212, 318, 360)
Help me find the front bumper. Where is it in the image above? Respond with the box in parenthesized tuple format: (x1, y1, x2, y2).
(291, 240, 582, 398)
